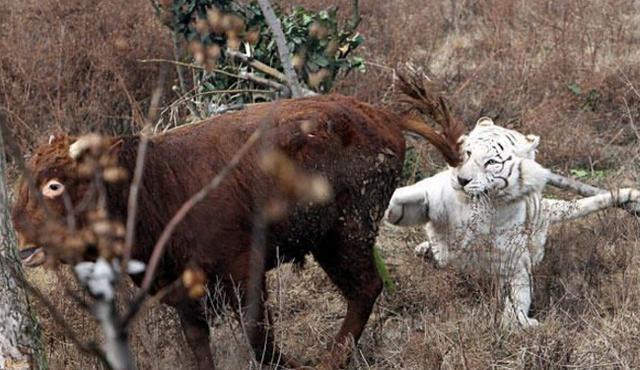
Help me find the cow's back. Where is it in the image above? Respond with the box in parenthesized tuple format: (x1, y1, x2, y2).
(138, 95, 406, 277)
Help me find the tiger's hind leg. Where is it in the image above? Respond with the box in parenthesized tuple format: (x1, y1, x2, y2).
(500, 251, 539, 328)
(415, 239, 453, 268)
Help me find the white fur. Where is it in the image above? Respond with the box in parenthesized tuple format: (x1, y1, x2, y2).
(385, 120, 640, 328)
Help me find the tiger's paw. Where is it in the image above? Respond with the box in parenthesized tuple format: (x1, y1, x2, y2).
(415, 241, 448, 268)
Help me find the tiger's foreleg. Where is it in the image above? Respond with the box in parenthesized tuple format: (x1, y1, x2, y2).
(414, 238, 453, 267)
(544, 188, 640, 224)
(384, 184, 430, 226)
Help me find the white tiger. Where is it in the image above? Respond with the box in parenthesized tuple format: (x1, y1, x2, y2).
(385, 117, 640, 328)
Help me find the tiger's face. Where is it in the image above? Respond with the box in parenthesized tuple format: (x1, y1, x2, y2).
(451, 117, 541, 199)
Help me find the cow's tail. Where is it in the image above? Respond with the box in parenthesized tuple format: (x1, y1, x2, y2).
(396, 68, 465, 167)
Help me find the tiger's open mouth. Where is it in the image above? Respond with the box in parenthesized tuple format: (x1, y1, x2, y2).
(19, 246, 46, 267)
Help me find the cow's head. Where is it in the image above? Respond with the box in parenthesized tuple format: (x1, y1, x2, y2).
(11, 134, 125, 267)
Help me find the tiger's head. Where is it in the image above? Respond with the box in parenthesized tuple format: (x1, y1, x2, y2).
(451, 117, 549, 201)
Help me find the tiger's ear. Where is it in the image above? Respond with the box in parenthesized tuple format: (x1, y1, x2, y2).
(516, 134, 540, 159)
(475, 117, 494, 128)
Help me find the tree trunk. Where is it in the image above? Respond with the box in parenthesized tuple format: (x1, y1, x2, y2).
(0, 122, 46, 370)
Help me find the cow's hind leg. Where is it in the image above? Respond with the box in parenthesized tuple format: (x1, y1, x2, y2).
(313, 228, 383, 369)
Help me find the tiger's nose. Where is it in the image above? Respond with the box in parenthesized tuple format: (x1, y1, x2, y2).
(457, 176, 471, 187)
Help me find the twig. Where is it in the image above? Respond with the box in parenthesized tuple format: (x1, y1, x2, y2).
(256, 0, 303, 98)
(0, 107, 37, 136)
(240, 72, 288, 92)
(119, 278, 181, 328)
(122, 71, 165, 270)
(623, 97, 640, 142)
(225, 49, 288, 83)
(171, 31, 200, 119)
(138, 58, 290, 92)
(138, 58, 239, 79)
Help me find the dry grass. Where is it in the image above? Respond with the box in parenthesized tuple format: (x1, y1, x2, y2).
(4, 0, 640, 368)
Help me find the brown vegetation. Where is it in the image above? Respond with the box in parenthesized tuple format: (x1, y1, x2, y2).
(2, 0, 640, 368)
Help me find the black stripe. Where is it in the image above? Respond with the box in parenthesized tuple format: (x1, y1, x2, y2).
(506, 160, 515, 177)
(518, 160, 523, 188)
(495, 176, 509, 189)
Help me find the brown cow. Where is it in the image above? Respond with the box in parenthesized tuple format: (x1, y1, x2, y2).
(11, 94, 459, 369)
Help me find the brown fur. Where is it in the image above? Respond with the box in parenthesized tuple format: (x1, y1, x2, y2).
(12, 94, 448, 369)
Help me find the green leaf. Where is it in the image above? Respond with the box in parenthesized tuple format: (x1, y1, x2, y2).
(313, 55, 330, 67)
(567, 83, 582, 96)
(570, 168, 589, 179)
(373, 246, 396, 294)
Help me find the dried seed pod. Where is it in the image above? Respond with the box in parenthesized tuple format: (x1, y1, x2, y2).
(325, 40, 339, 57)
(299, 120, 317, 134)
(309, 21, 329, 40)
(244, 27, 260, 45)
(194, 17, 209, 36)
(207, 7, 224, 34)
(307, 68, 332, 90)
(103, 166, 128, 183)
(188, 285, 206, 299)
(291, 53, 305, 72)
(158, 0, 173, 9)
(189, 41, 205, 64)
(226, 32, 241, 51)
(206, 43, 221, 60)
(303, 175, 332, 203)
(92, 220, 113, 236)
(182, 267, 207, 299)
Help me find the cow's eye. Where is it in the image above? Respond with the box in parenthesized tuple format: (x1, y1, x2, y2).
(42, 179, 65, 198)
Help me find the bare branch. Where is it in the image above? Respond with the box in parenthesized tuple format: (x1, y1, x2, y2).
(121, 76, 164, 270)
(139, 57, 316, 97)
(256, 0, 303, 98)
(171, 32, 200, 119)
(225, 49, 288, 83)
